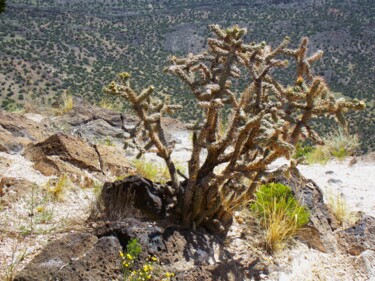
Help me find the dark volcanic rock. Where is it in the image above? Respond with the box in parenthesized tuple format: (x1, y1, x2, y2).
(53, 236, 122, 281)
(95, 219, 245, 281)
(100, 175, 166, 220)
(336, 215, 375, 255)
(17, 219, 244, 281)
(14, 233, 99, 281)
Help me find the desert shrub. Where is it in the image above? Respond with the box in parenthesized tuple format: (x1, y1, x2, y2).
(251, 183, 309, 252)
(105, 24, 364, 234)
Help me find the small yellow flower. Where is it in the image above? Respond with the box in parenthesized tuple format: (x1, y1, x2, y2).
(126, 253, 133, 260)
(147, 275, 151, 279)
(143, 264, 151, 271)
(119, 251, 124, 258)
(151, 256, 158, 261)
(166, 272, 171, 277)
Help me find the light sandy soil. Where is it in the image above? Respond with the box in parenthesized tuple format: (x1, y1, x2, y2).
(298, 157, 375, 218)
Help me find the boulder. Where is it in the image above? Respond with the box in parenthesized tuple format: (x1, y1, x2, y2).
(17, 219, 244, 281)
(23, 133, 133, 185)
(0, 110, 48, 154)
(0, 127, 25, 154)
(99, 176, 166, 220)
(24, 133, 101, 172)
(32, 156, 95, 187)
(0, 177, 35, 204)
(53, 236, 122, 281)
(95, 144, 133, 177)
(14, 233, 99, 281)
(336, 215, 375, 255)
(52, 103, 138, 142)
(95, 219, 245, 281)
(355, 250, 375, 279)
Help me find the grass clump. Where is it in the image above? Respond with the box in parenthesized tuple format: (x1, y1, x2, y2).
(45, 174, 72, 201)
(251, 183, 309, 252)
(306, 129, 359, 164)
(326, 189, 359, 228)
(56, 91, 74, 115)
(131, 159, 186, 184)
(98, 97, 122, 112)
(4, 245, 28, 281)
(132, 159, 165, 183)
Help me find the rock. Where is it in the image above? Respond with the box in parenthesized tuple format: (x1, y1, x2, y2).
(0, 128, 24, 154)
(0, 110, 47, 154)
(99, 176, 166, 220)
(355, 250, 375, 279)
(95, 219, 245, 280)
(18, 219, 245, 281)
(53, 236, 122, 281)
(24, 133, 101, 172)
(0, 177, 35, 204)
(95, 144, 133, 177)
(52, 103, 138, 143)
(336, 215, 375, 255)
(14, 233, 99, 281)
(328, 178, 343, 184)
(296, 225, 327, 253)
(74, 118, 125, 142)
(33, 156, 95, 187)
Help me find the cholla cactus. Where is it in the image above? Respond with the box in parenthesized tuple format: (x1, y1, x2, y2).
(105, 25, 365, 234)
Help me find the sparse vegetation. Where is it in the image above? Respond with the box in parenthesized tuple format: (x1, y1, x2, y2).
(251, 183, 310, 252)
(4, 245, 28, 281)
(131, 159, 186, 184)
(306, 129, 360, 164)
(326, 188, 359, 228)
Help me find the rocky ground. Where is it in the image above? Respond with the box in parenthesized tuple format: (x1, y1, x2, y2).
(0, 102, 374, 280)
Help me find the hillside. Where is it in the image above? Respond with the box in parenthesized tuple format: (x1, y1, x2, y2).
(0, 0, 374, 152)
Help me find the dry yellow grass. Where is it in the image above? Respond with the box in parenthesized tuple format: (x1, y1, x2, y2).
(45, 174, 72, 201)
(326, 189, 359, 228)
(56, 92, 74, 115)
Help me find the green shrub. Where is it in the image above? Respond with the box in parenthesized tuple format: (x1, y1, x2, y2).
(251, 183, 310, 252)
